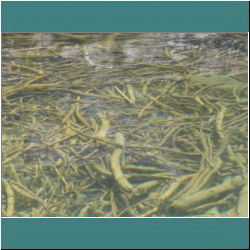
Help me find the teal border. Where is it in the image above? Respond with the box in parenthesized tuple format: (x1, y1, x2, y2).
(1, 1, 249, 249)
(1, 1, 249, 32)
(2, 218, 249, 249)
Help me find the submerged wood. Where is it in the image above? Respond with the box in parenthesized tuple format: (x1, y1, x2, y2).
(170, 176, 243, 211)
(110, 133, 133, 192)
(1, 33, 247, 217)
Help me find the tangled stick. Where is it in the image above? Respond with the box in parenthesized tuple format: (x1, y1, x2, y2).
(110, 133, 133, 192)
(2, 180, 15, 217)
(170, 176, 243, 211)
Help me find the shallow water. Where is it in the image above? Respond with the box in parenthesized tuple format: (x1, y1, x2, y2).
(1, 33, 248, 217)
